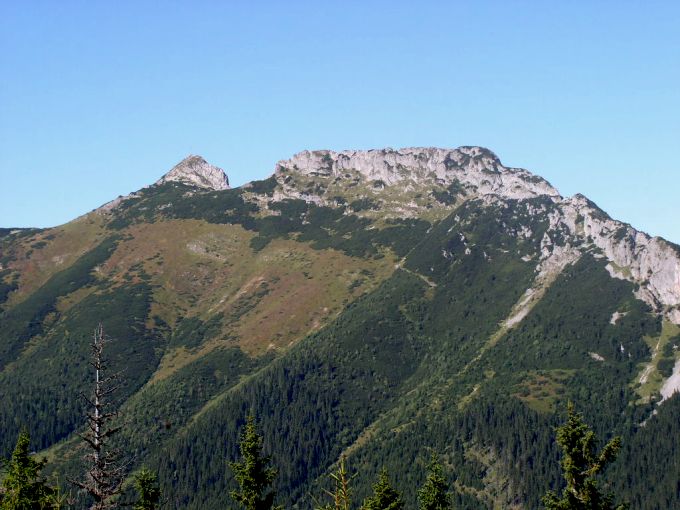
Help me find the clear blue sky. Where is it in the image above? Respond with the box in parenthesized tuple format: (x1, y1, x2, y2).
(1, 1, 678, 243)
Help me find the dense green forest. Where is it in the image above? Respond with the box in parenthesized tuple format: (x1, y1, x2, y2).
(0, 399, 641, 509)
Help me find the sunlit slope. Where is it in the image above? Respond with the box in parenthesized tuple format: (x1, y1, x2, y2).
(150, 198, 667, 509)
(1, 147, 679, 509)
(0, 178, 417, 457)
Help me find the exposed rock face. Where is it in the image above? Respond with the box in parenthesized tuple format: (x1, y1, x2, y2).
(660, 359, 680, 401)
(272, 146, 680, 323)
(276, 146, 560, 201)
(156, 155, 230, 190)
(555, 194, 680, 320)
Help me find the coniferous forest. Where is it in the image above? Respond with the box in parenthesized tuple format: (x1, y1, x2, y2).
(0, 387, 641, 510)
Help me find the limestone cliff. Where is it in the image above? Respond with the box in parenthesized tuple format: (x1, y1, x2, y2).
(275, 146, 560, 201)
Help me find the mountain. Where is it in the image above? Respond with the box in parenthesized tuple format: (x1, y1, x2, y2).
(1, 146, 679, 509)
(155, 154, 230, 190)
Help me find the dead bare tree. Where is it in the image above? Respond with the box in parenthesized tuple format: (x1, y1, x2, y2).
(70, 323, 127, 510)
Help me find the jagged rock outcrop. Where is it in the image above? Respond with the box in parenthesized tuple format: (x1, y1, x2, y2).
(276, 146, 560, 201)
(97, 155, 230, 213)
(553, 194, 680, 320)
(156, 155, 230, 190)
(272, 146, 680, 323)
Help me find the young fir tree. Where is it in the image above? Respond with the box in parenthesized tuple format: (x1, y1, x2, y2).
(0, 430, 57, 509)
(133, 467, 161, 510)
(229, 414, 279, 510)
(361, 468, 404, 510)
(543, 402, 627, 510)
(418, 454, 452, 510)
(316, 455, 354, 510)
(70, 324, 126, 510)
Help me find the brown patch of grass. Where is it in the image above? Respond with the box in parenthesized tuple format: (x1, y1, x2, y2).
(96, 220, 398, 382)
(6, 214, 108, 305)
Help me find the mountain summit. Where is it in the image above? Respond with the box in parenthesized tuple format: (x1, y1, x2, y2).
(1, 145, 680, 509)
(276, 146, 560, 201)
(155, 154, 230, 190)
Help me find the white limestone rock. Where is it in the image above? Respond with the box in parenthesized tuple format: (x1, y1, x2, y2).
(98, 194, 134, 212)
(660, 359, 680, 402)
(275, 147, 561, 201)
(556, 194, 680, 321)
(156, 155, 230, 191)
(610, 311, 628, 325)
(669, 307, 680, 324)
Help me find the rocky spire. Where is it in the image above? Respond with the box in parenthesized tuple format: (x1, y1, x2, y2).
(156, 155, 230, 190)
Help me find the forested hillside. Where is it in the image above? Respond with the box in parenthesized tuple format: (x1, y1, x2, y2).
(1, 147, 679, 509)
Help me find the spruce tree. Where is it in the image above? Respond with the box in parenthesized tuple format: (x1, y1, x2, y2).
(543, 402, 626, 510)
(361, 468, 404, 510)
(133, 467, 161, 510)
(418, 454, 452, 510)
(229, 414, 279, 510)
(0, 430, 57, 509)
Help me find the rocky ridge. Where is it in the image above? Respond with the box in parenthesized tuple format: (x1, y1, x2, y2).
(97, 146, 680, 324)
(275, 146, 560, 201)
(270, 146, 680, 323)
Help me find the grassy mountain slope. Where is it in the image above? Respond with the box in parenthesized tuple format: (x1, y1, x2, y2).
(1, 148, 679, 509)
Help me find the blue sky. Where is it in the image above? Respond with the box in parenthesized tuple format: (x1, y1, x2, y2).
(1, 1, 678, 242)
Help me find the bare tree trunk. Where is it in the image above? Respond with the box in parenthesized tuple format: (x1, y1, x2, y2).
(70, 324, 126, 510)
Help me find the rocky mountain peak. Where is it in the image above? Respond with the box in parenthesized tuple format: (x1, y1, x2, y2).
(156, 155, 230, 190)
(275, 146, 560, 201)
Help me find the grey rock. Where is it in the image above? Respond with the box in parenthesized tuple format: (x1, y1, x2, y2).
(276, 146, 560, 201)
(556, 194, 680, 321)
(156, 155, 230, 190)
